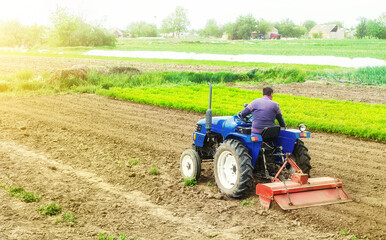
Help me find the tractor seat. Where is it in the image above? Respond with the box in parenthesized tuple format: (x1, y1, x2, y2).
(261, 126, 281, 142)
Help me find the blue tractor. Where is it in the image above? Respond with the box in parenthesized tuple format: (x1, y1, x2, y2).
(180, 83, 351, 209)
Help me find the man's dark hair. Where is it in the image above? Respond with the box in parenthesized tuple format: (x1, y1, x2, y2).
(263, 87, 273, 96)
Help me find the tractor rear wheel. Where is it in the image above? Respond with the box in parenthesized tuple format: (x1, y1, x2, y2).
(292, 139, 312, 175)
(180, 149, 201, 180)
(214, 139, 253, 198)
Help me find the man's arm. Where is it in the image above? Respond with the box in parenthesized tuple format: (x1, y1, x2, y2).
(276, 113, 285, 128)
(276, 105, 285, 128)
(238, 104, 252, 118)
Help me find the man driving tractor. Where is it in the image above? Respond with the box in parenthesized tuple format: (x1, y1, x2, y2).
(238, 87, 286, 134)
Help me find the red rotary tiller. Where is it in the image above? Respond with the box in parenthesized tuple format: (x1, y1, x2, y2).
(256, 153, 352, 210)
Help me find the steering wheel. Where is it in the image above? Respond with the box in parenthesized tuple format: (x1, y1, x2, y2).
(237, 114, 252, 124)
(238, 103, 252, 123)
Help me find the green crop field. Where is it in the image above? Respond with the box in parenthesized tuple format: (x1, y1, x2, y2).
(111, 38, 386, 60)
(1, 38, 384, 85)
(1, 38, 385, 84)
(29, 38, 380, 60)
(96, 85, 386, 141)
(2, 38, 385, 60)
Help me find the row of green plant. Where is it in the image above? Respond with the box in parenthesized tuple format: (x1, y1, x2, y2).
(98, 233, 140, 240)
(339, 229, 370, 240)
(2, 67, 384, 98)
(3, 65, 385, 98)
(159, 68, 306, 84)
(311, 66, 385, 85)
(37, 203, 62, 216)
(126, 157, 159, 175)
(96, 85, 385, 141)
(1, 185, 41, 202)
(0, 67, 309, 94)
(88, 66, 382, 86)
(0, 184, 77, 223)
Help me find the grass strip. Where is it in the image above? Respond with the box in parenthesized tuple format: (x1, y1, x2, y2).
(96, 85, 386, 141)
(0, 50, 346, 73)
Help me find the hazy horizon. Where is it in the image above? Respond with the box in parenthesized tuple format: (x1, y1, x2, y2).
(1, 0, 385, 30)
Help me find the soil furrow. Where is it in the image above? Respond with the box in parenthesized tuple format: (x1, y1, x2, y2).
(0, 94, 384, 239)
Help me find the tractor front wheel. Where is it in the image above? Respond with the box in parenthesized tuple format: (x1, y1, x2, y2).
(214, 139, 253, 198)
(180, 149, 201, 180)
(292, 139, 312, 175)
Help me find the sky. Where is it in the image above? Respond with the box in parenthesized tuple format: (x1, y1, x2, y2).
(0, 0, 384, 30)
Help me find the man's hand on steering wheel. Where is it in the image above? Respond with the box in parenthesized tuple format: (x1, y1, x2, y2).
(237, 112, 251, 123)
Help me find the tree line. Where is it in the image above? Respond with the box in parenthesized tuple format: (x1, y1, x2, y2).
(0, 7, 116, 48)
(130, 7, 385, 40)
(0, 6, 384, 48)
(355, 15, 386, 39)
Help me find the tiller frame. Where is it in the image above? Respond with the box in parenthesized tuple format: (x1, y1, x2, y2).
(256, 153, 352, 210)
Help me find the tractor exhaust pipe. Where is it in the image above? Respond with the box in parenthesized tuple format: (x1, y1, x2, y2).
(206, 82, 212, 132)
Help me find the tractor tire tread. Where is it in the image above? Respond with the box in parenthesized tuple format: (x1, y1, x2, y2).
(214, 139, 253, 198)
(293, 139, 312, 175)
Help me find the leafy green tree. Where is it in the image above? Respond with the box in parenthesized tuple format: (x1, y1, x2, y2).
(275, 19, 306, 38)
(257, 19, 273, 35)
(128, 21, 158, 37)
(366, 19, 386, 39)
(49, 6, 116, 46)
(227, 14, 258, 40)
(0, 20, 25, 47)
(355, 15, 386, 39)
(49, 6, 77, 46)
(25, 24, 47, 46)
(222, 22, 234, 35)
(161, 6, 190, 37)
(0, 21, 46, 47)
(355, 18, 367, 39)
(378, 13, 386, 26)
(199, 19, 222, 38)
(303, 20, 316, 32)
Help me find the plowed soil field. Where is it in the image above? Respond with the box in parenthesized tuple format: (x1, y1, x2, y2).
(0, 55, 385, 239)
(0, 94, 385, 240)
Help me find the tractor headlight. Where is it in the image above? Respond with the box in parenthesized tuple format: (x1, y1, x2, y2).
(298, 124, 307, 132)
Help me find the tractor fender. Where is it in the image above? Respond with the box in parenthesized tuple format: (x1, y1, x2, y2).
(224, 133, 262, 167)
(275, 130, 310, 154)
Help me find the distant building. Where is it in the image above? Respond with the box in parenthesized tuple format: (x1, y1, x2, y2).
(110, 28, 123, 38)
(123, 33, 133, 38)
(251, 27, 280, 40)
(266, 27, 279, 39)
(309, 24, 345, 39)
